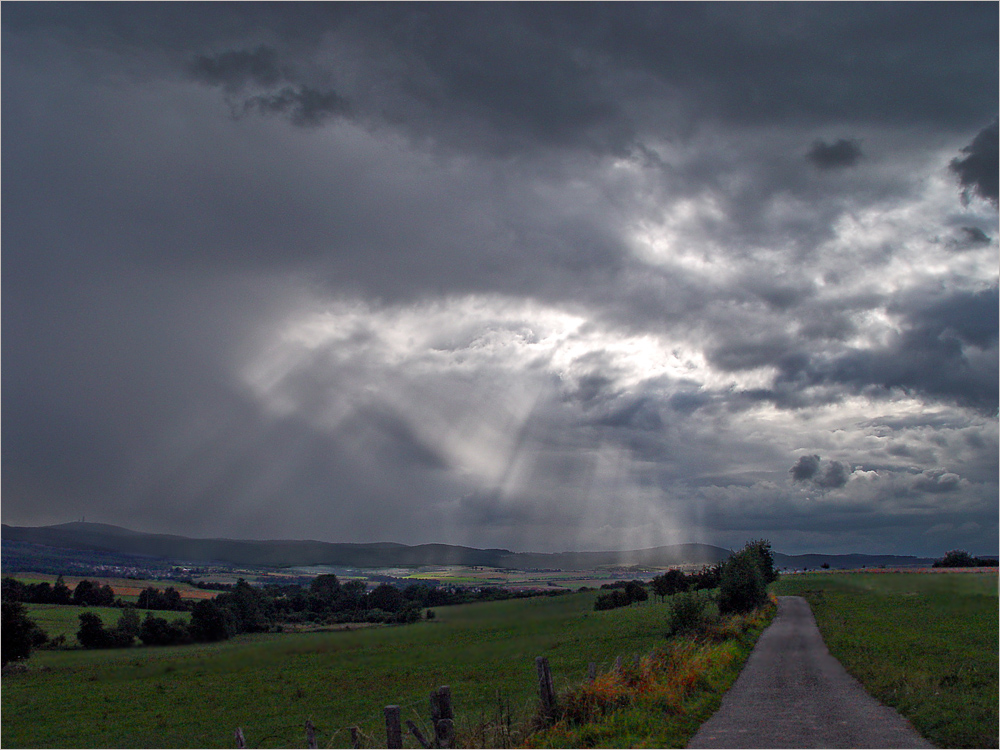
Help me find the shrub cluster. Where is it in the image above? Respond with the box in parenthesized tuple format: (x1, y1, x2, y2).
(668, 590, 709, 634)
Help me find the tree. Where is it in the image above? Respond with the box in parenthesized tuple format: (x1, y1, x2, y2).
(339, 580, 367, 612)
(743, 539, 778, 583)
(215, 579, 273, 634)
(624, 580, 648, 603)
(718, 546, 768, 615)
(3, 601, 47, 665)
(368, 583, 405, 613)
(2, 577, 26, 603)
(77, 612, 114, 649)
(115, 607, 141, 644)
(72, 580, 96, 606)
(309, 574, 342, 603)
(189, 600, 228, 642)
(139, 614, 190, 646)
(651, 569, 687, 601)
(52, 575, 73, 605)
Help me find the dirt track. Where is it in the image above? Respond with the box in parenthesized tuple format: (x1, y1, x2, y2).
(687, 596, 933, 749)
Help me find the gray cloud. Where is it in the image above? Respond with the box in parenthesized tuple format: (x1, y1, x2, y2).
(807, 138, 863, 169)
(951, 120, 999, 205)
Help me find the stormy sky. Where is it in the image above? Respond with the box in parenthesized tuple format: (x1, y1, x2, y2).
(3, 3, 997, 557)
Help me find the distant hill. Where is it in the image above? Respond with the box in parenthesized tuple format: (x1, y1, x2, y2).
(1, 522, 935, 571)
(772, 552, 936, 570)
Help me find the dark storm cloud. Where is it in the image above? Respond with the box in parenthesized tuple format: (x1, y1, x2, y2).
(790, 455, 821, 482)
(189, 46, 285, 91)
(788, 456, 849, 489)
(807, 138, 863, 169)
(189, 46, 349, 126)
(158, 3, 998, 156)
(813, 461, 849, 489)
(959, 226, 991, 247)
(950, 120, 999, 205)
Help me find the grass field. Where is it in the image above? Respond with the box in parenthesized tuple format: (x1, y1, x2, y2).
(3, 591, 699, 748)
(23, 603, 192, 646)
(773, 571, 998, 749)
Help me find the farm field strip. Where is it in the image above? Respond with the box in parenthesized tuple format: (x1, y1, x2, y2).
(6, 572, 218, 599)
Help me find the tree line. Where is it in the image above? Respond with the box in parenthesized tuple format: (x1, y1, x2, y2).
(2, 573, 567, 663)
(932, 550, 998, 568)
(592, 540, 778, 614)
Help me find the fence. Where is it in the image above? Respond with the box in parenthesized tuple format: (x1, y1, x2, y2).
(233, 652, 654, 748)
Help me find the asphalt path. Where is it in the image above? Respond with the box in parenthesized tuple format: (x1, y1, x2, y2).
(687, 596, 933, 749)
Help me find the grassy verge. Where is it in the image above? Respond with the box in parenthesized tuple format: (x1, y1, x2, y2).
(524, 598, 776, 749)
(773, 572, 998, 749)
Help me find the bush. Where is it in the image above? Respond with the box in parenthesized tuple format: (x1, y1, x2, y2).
(594, 589, 631, 611)
(718, 549, 767, 615)
(669, 591, 708, 634)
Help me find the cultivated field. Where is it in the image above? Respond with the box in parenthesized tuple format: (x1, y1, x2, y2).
(773, 570, 998, 748)
(8, 572, 218, 601)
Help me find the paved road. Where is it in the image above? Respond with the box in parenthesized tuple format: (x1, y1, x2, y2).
(687, 596, 933, 749)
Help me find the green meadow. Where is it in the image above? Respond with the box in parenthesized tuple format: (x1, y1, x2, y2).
(3, 592, 686, 748)
(773, 571, 999, 749)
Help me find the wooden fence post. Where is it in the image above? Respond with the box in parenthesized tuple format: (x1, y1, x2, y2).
(587, 662, 597, 682)
(431, 685, 454, 748)
(613, 656, 623, 674)
(535, 656, 557, 724)
(349, 726, 361, 749)
(305, 719, 317, 749)
(385, 705, 402, 749)
(235, 727, 246, 749)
